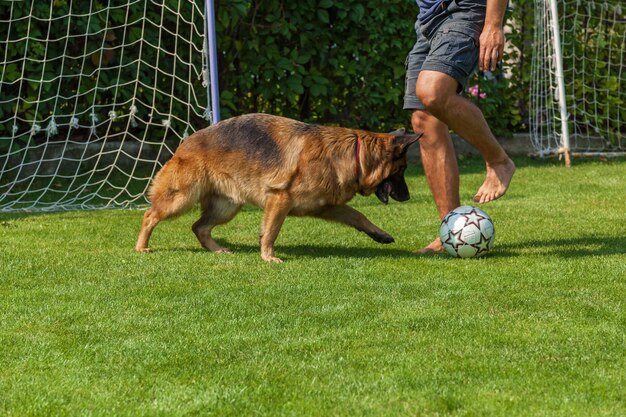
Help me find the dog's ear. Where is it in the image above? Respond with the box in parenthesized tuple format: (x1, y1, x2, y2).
(392, 132, 422, 157)
(388, 127, 406, 136)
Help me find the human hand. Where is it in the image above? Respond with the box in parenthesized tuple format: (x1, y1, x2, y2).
(479, 25, 505, 72)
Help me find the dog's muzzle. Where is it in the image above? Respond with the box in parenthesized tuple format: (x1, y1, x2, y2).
(375, 174, 410, 204)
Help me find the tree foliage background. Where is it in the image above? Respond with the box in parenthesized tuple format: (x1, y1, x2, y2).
(1, 0, 622, 141)
(215, 0, 536, 136)
(216, 0, 419, 131)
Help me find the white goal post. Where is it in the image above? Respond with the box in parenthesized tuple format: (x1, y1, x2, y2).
(529, 0, 625, 165)
(0, 0, 219, 212)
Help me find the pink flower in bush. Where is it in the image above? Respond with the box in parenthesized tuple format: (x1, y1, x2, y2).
(468, 84, 487, 99)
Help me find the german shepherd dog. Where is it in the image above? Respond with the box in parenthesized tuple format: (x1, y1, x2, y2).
(135, 113, 421, 262)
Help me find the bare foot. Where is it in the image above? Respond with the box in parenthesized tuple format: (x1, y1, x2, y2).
(473, 158, 516, 204)
(414, 237, 445, 255)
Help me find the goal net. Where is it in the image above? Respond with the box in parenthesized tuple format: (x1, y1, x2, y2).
(529, 0, 625, 158)
(0, 0, 212, 212)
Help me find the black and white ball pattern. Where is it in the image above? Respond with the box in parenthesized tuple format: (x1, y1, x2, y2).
(439, 206, 495, 258)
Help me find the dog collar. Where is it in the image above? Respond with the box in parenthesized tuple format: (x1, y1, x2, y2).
(355, 137, 366, 195)
(355, 137, 361, 181)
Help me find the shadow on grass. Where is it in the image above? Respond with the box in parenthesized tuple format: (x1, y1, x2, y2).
(144, 235, 625, 260)
(157, 242, 421, 259)
(491, 235, 626, 258)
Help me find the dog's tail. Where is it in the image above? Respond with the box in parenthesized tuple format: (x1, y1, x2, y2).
(147, 156, 204, 219)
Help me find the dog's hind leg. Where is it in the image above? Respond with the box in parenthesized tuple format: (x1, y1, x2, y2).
(192, 195, 241, 253)
(135, 166, 201, 252)
(136, 191, 199, 252)
(135, 208, 161, 252)
(314, 204, 395, 244)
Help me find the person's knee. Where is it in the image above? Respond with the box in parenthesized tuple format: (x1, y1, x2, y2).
(410, 110, 431, 133)
(415, 81, 448, 114)
(410, 111, 452, 151)
(411, 110, 441, 138)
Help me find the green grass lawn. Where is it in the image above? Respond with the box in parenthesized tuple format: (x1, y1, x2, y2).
(1, 157, 625, 416)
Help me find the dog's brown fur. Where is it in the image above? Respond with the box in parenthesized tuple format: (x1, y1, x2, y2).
(135, 113, 420, 262)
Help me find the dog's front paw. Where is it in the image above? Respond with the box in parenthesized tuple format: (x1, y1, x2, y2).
(262, 255, 284, 263)
(368, 232, 395, 244)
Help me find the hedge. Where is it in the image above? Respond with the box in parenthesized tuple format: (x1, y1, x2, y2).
(2, 0, 622, 142)
(214, 0, 539, 136)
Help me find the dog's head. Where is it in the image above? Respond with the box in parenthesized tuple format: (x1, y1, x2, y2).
(375, 168, 410, 204)
(359, 128, 422, 204)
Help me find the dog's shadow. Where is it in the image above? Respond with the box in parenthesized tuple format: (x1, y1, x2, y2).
(163, 235, 626, 260)
(165, 242, 422, 259)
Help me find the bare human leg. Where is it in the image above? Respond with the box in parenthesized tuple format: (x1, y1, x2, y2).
(411, 110, 460, 254)
(416, 70, 515, 204)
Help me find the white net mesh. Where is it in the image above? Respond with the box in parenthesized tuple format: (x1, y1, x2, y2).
(530, 0, 625, 156)
(0, 0, 211, 212)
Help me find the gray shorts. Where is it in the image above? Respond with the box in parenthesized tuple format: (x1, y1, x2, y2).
(404, 0, 486, 110)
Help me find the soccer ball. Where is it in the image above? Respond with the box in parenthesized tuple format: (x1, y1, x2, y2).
(439, 206, 495, 258)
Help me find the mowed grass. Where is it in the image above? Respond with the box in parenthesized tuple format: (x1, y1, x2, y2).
(1, 157, 625, 417)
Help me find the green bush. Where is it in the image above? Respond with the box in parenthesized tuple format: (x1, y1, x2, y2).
(216, 0, 534, 136)
(214, 0, 415, 131)
(1, 0, 621, 142)
(0, 0, 537, 140)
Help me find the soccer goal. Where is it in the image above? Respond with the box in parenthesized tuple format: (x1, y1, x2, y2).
(529, 0, 625, 165)
(0, 0, 219, 212)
